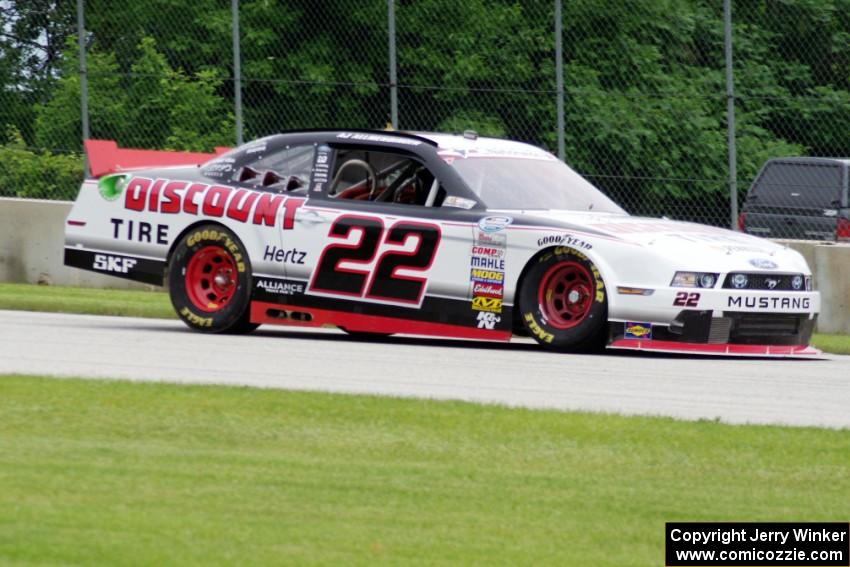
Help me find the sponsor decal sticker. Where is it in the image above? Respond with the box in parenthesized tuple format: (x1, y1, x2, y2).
(749, 258, 778, 270)
(98, 174, 126, 201)
(470, 256, 505, 270)
(93, 253, 137, 274)
(336, 132, 422, 146)
(477, 215, 512, 233)
(472, 296, 502, 313)
(472, 282, 503, 298)
(470, 268, 504, 284)
(263, 245, 306, 265)
(443, 196, 476, 209)
(476, 311, 501, 329)
(624, 322, 652, 339)
(111, 218, 169, 245)
(312, 144, 333, 192)
(256, 278, 305, 295)
(123, 176, 304, 230)
(474, 230, 507, 248)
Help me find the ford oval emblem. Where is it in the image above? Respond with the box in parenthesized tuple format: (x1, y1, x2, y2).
(478, 215, 513, 233)
(749, 258, 777, 270)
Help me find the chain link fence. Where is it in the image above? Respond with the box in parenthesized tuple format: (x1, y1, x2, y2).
(2, 0, 849, 240)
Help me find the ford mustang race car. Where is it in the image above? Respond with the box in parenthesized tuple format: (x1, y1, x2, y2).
(64, 130, 820, 356)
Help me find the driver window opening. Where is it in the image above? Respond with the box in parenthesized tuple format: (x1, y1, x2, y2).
(328, 149, 444, 206)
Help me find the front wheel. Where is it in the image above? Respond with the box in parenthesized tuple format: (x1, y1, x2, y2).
(517, 248, 608, 352)
(167, 224, 258, 334)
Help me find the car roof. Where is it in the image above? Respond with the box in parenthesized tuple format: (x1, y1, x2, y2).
(412, 132, 556, 160)
(766, 156, 850, 166)
(271, 128, 556, 161)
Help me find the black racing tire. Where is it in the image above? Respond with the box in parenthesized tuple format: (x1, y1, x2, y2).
(517, 247, 608, 352)
(167, 224, 258, 334)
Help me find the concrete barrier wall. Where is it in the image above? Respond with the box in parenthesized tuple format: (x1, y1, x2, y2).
(0, 198, 156, 290)
(1, 197, 848, 333)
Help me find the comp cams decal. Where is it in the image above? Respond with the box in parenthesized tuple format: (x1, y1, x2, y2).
(470, 229, 506, 314)
(123, 177, 304, 230)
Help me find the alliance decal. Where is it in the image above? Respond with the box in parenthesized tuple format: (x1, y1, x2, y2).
(255, 278, 305, 296)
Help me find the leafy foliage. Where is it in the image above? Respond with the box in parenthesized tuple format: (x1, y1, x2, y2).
(0, 126, 83, 199)
(2, 0, 849, 221)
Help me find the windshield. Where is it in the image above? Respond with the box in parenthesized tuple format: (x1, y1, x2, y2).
(449, 157, 626, 213)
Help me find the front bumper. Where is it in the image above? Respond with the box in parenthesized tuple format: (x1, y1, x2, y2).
(607, 310, 819, 357)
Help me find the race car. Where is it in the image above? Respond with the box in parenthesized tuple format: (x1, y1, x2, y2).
(64, 129, 821, 356)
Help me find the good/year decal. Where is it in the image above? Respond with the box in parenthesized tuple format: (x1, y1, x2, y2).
(308, 215, 441, 306)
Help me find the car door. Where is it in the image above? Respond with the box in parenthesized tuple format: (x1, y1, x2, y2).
(281, 144, 480, 330)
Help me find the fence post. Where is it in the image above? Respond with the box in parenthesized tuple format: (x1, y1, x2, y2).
(388, 0, 398, 129)
(724, 0, 738, 230)
(232, 0, 244, 145)
(77, 0, 89, 176)
(555, 0, 565, 161)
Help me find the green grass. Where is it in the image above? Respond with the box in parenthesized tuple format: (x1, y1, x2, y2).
(0, 376, 848, 566)
(1, 282, 849, 353)
(0, 282, 174, 319)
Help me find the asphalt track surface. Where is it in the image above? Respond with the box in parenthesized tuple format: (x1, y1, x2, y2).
(1, 309, 849, 429)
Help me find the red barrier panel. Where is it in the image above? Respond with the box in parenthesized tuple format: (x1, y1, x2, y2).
(84, 139, 231, 178)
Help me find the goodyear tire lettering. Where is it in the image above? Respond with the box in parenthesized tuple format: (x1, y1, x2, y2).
(524, 312, 554, 344)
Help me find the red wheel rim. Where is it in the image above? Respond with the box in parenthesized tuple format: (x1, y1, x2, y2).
(184, 245, 238, 313)
(537, 261, 594, 329)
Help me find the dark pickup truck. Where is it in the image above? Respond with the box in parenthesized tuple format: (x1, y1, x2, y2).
(739, 157, 850, 241)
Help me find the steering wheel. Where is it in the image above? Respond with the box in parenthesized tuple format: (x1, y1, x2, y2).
(330, 159, 376, 198)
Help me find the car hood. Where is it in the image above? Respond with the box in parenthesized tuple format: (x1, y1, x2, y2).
(501, 210, 808, 273)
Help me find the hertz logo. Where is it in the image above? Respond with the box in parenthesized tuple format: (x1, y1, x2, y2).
(472, 296, 503, 313)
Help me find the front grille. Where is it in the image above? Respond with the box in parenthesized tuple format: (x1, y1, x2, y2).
(730, 314, 799, 337)
(722, 273, 803, 291)
(723, 312, 813, 345)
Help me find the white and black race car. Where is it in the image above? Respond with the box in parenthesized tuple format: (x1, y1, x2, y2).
(64, 130, 820, 355)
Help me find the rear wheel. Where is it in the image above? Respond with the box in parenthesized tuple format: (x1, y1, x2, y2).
(168, 224, 258, 334)
(518, 248, 608, 352)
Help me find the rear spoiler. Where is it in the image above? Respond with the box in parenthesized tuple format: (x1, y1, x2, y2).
(84, 139, 231, 179)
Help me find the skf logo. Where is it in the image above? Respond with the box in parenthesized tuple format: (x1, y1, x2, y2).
(472, 296, 502, 313)
(93, 254, 138, 274)
(624, 322, 652, 340)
